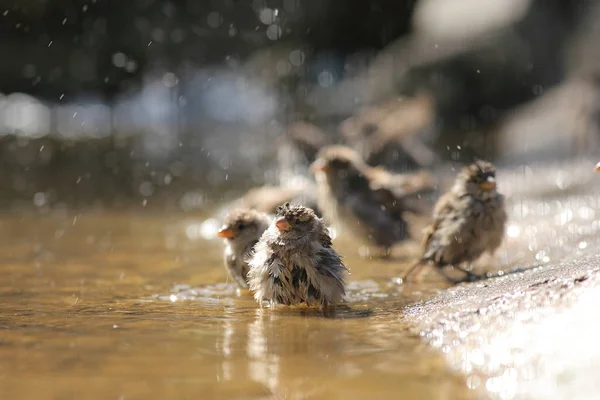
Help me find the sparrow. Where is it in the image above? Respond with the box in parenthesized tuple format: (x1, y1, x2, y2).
(247, 203, 348, 307)
(216, 209, 271, 288)
(339, 92, 438, 170)
(310, 145, 436, 256)
(403, 160, 507, 283)
(595, 162, 600, 171)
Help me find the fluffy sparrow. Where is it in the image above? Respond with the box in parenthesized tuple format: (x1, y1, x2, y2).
(310, 145, 436, 256)
(217, 209, 271, 288)
(403, 160, 507, 282)
(247, 203, 348, 307)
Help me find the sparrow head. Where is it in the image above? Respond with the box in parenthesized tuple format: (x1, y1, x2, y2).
(310, 145, 367, 182)
(273, 202, 320, 238)
(457, 160, 498, 198)
(217, 209, 270, 245)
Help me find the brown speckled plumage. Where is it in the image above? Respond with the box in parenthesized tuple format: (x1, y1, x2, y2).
(218, 209, 271, 288)
(247, 203, 348, 307)
(404, 160, 507, 282)
(311, 145, 435, 255)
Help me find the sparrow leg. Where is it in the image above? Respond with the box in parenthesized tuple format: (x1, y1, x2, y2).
(453, 264, 484, 282)
(381, 247, 392, 259)
(436, 267, 468, 284)
(402, 261, 427, 282)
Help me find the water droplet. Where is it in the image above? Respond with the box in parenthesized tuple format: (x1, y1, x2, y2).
(327, 227, 337, 240)
(112, 52, 126, 68)
(259, 8, 277, 24)
(289, 49, 305, 66)
(317, 70, 334, 87)
(139, 181, 154, 197)
(125, 60, 137, 73)
(228, 24, 237, 37)
(207, 11, 222, 28)
(506, 224, 521, 238)
(266, 24, 281, 40)
(162, 72, 178, 87)
(33, 192, 46, 207)
(466, 375, 481, 390)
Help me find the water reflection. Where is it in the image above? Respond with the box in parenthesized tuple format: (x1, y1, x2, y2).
(1, 160, 599, 398)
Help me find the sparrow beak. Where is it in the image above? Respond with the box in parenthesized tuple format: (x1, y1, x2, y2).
(479, 176, 496, 191)
(310, 159, 328, 173)
(216, 226, 235, 238)
(595, 162, 600, 172)
(275, 217, 291, 232)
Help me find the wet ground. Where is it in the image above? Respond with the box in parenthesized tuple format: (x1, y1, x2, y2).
(1, 158, 599, 399)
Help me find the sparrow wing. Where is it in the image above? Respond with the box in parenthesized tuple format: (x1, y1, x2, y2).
(421, 192, 458, 259)
(421, 193, 481, 265)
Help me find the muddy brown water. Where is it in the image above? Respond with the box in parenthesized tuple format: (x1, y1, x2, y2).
(1, 159, 599, 400)
(0, 210, 474, 400)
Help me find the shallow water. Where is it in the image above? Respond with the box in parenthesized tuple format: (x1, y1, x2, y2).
(1, 158, 599, 400)
(0, 211, 473, 400)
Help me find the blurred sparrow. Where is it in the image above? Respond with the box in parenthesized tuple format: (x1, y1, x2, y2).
(595, 161, 600, 171)
(403, 160, 507, 282)
(339, 92, 438, 170)
(217, 209, 271, 288)
(279, 121, 332, 167)
(310, 145, 436, 256)
(248, 203, 347, 307)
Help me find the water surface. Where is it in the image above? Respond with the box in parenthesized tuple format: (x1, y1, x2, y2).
(0, 211, 472, 399)
(3, 158, 599, 399)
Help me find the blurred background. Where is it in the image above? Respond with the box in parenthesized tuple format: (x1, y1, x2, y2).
(1, 0, 599, 211)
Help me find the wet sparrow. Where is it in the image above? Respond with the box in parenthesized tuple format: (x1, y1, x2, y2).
(403, 160, 507, 282)
(247, 203, 348, 307)
(310, 145, 435, 256)
(217, 209, 271, 288)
